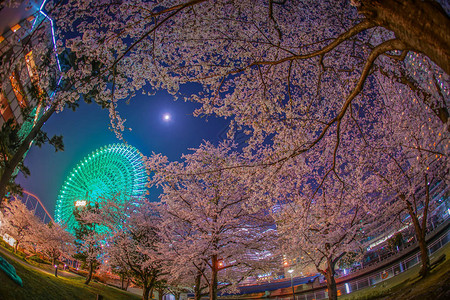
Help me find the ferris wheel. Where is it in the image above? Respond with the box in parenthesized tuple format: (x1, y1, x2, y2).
(55, 144, 148, 233)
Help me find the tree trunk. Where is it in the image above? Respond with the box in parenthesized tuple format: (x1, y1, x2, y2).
(121, 274, 125, 290)
(417, 232, 430, 277)
(402, 191, 430, 278)
(209, 254, 218, 300)
(143, 284, 151, 300)
(158, 287, 163, 300)
(0, 104, 56, 202)
(194, 269, 203, 300)
(84, 261, 94, 285)
(324, 257, 338, 300)
(53, 258, 58, 277)
(359, 0, 450, 74)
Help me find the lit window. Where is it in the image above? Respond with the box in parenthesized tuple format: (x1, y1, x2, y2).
(27, 15, 35, 22)
(11, 24, 21, 33)
(0, 36, 4, 44)
(0, 92, 14, 122)
(10, 73, 27, 108)
(25, 51, 39, 83)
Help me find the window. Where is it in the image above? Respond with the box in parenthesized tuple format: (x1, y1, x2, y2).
(0, 92, 14, 122)
(25, 51, 39, 83)
(10, 73, 27, 108)
(11, 24, 21, 33)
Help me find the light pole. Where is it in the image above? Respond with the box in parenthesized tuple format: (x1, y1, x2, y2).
(288, 269, 294, 300)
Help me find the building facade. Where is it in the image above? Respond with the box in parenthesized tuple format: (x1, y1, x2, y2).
(0, 3, 60, 130)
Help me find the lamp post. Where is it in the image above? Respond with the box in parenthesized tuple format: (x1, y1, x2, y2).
(288, 269, 294, 300)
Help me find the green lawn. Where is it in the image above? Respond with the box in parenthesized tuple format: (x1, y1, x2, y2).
(340, 243, 450, 300)
(0, 253, 141, 300)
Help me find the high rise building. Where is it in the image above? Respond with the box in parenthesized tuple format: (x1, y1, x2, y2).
(0, 1, 61, 130)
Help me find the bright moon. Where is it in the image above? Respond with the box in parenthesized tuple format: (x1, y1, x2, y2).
(163, 113, 171, 121)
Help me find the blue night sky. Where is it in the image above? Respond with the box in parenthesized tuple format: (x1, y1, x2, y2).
(18, 90, 229, 217)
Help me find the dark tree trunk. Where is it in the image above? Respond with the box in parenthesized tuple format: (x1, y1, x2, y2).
(143, 284, 152, 300)
(324, 257, 337, 300)
(407, 211, 430, 277)
(53, 258, 58, 277)
(121, 274, 125, 290)
(359, 0, 450, 74)
(84, 261, 94, 285)
(174, 292, 180, 300)
(401, 174, 432, 279)
(209, 254, 218, 300)
(194, 269, 203, 300)
(0, 104, 56, 202)
(416, 231, 430, 277)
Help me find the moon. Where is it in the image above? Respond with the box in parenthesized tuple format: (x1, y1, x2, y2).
(163, 113, 171, 121)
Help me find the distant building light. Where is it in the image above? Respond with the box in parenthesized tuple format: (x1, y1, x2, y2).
(11, 24, 21, 32)
(0, 36, 4, 43)
(74, 200, 87, 207)
(2, 233, 16, 247)
(27, 15, 36, 22)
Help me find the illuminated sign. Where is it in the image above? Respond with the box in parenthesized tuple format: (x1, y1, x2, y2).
(74, 200, 87, 207)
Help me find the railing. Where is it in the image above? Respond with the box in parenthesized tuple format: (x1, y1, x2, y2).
(284, 230, 450, 300)
(15, 190, 54, 224)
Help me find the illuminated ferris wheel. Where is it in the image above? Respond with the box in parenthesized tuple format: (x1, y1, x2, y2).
(55, 144, 148, 233)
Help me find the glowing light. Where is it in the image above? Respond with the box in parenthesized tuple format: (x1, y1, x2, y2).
(34, 0, 61, 72)
(55, 144, 148, 234)
(74, 200, 87, 207)
(11, 24, 21, 32)
(2, 234, 16, 247)
(163, 113, 171, 121)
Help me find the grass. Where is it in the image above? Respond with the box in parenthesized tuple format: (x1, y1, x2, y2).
(0, 251, 141, 300)
(339, 242, 450, 300)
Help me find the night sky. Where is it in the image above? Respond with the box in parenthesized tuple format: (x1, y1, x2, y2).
(17, 89, 229, 217)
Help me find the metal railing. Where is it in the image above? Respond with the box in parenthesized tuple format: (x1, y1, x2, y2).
(287, 230, 450, 300)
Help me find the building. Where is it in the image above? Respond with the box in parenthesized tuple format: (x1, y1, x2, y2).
(0, 1, 61, 130)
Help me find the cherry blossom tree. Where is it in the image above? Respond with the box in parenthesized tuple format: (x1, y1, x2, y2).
(274, 154, 401, 300)
(148, 142, 279, 300)
(3, 1, 449, 210)
(48, 0, 448, 155)
(367, 79, 449, 278)
(34, 222, 75, 277)
(81, 198, 163, 300)
(107, 203, 162, 300)
(73, 203, 104, 285)
(0, 198, 41, 252)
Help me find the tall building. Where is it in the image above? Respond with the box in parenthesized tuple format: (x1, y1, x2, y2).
(0, 1, 61, 130)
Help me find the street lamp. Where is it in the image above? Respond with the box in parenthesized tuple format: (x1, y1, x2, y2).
(288, 269, 294, 300)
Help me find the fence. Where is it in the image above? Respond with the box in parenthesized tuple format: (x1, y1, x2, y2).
(277, 229, 450, 300)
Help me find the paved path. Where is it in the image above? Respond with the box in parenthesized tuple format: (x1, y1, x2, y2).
(0, 246, 81, 279)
